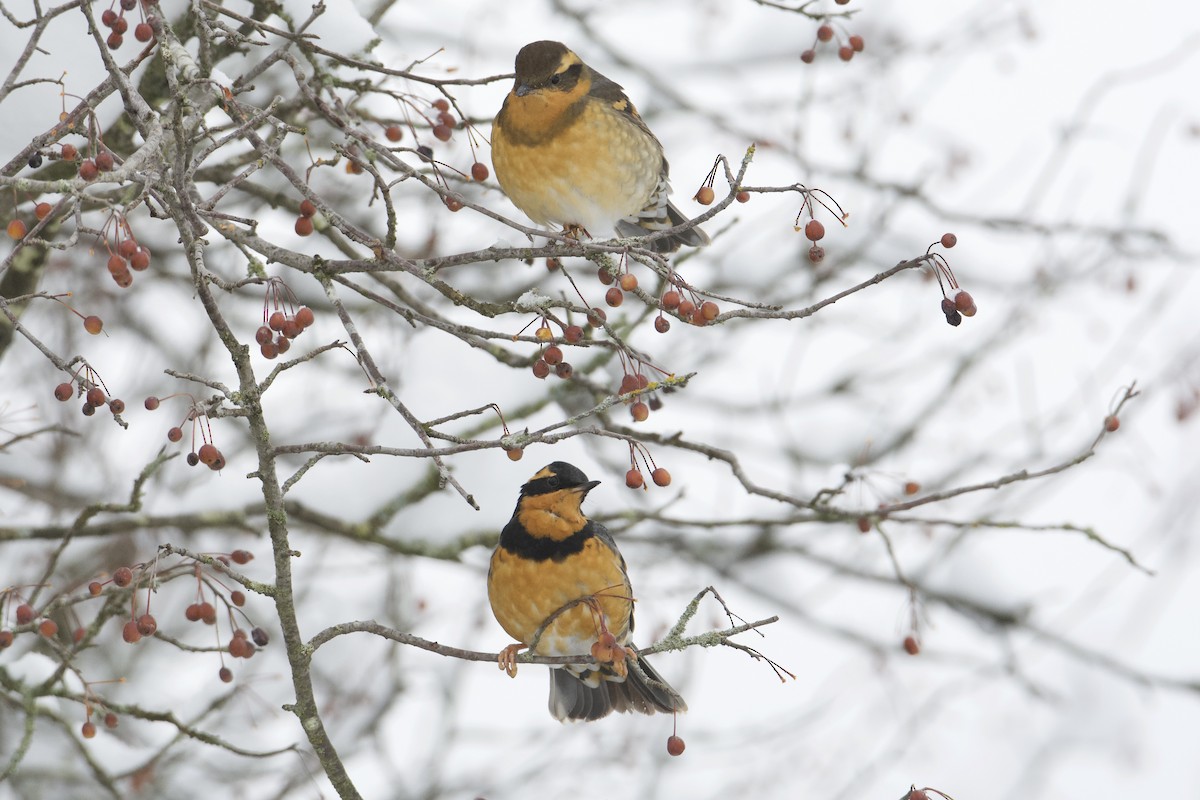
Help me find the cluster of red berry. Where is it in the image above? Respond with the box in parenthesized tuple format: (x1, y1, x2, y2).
(100, 0, 156, 51)
(529, 320, 580, 380)
(145, 394, 227, 470)
(623, 441, 671, 490)
(53, 363, 124, 417)
(800, 13, 865, 64)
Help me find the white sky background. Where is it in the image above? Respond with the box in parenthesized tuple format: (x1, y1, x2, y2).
(1, 1, 1199, 799)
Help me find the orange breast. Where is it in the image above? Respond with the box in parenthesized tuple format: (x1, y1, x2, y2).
(488, 536, 633, 658)
(491, 100, 662, 236)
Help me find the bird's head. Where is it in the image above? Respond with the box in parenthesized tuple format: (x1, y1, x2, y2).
(515, 461, 600, 538)
(511, 40, 586, 98)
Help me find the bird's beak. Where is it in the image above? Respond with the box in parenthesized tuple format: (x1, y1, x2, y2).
(515, 83, 533, 97)
(574, 479, 601, 496)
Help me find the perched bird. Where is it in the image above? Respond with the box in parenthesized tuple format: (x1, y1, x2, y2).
(491, 40, 709, 254)
(488, 461, 686, 721)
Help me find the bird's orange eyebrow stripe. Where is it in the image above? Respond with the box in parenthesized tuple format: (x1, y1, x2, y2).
(529, 466, 555, 481)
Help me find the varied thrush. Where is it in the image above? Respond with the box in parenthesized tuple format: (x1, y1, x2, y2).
(491, 40, 709, 254)
(488, 461, 686, 721)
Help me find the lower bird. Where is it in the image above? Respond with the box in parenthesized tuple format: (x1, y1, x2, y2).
(488, 461, 686, 721)
(490, 40, 709, 254)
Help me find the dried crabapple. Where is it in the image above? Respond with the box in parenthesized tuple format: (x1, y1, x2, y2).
(651, 468, 671, 487)
(35, 202, 52, 220)
(804, 219, 825, 241)
(112, 566, 133, 587)
(619, 273, 638, 292)
(136, 614, 157, 636)
(86, 387, 105, 406)
(506, 448, 524, 461)
(542, 345, 563, 366)
(903, 635, 920, 655)
(294, 216, 314, 236)
(605, 288, 624, 307)
(81, 721, 97, 739)
(471, 162, 489, 181)
(54, 383, 73, 401)
(7, 219, 27, 240)
(940, 232, 957, 248)
(38, 619, 58, 638)
(667, 735, 686, 756)
(299, 199, 316, 218)
(554, 362, 573, 379)
(694, 186, 714, 205)
(295, 306, 315, 328)
(532, 360, 550, 379)
(630, 402, 649, 422)
(15, 604, 35, 626)
(385, 125, 403, 142)
(83, 315, 103, 335)
(135, 22, 153, 42)
(625, 469, 644, 489)
(654, 316, 670, 333)
(817, 24, 834, 41)
(122, 620, 141, 643)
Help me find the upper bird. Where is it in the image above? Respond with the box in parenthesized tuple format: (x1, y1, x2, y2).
(488, 461, 686, 721)
(491, 41, 709, 254)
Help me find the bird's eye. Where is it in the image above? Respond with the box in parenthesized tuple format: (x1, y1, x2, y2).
(547, 476, 560, 488)
(549, 74, 561, 86)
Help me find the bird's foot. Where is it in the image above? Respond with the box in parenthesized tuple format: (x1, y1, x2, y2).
(498, 643, 525, 678)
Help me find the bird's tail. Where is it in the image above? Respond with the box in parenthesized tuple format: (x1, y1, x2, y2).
(616, 200, 710, 253)
(548, 646, 686, 721)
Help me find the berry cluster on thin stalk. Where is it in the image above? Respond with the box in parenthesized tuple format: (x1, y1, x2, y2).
(98, 210, 153, 289)
(922, 234, 978, 326)
(800, 8, 865, 65)
(520, 315, 579, 381)
(615, 351, 670, 423)
(0, 587, 64, 645)
(144, 393, 227, 470)
(52, 361, 125, 419)
(793, 186, 848, 265)
(623, 440, 671, 490)
(99, 0, 157, 51)
(256, 277, 315, 359)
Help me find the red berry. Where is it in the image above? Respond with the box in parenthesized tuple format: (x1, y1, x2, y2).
(940, 232, 957, 248)
(136, 614, 157, 636)
(701, 301, 719, 321)
(804, 219, 825, 241)
(953, 290, 977, 317)
(542, 345, 563, 366)
(107, 254, 127, 274)
(122, 620, 141, 643)
(677, 300, 696, 318)
(849, 34, 864, 52)
(260, 341, 279, 359)
(605, 287, 624, 307)
(81, 403, 96, 417)
(0, 631, 12, 648)
(816, 24, 834, 42)
(35, 202, 52, 220)
(82, 721, 97, 739)
(651, 468, 671, 487)
(88, 581, 103, 596)
(444, 196, 463, 212)
(432, 98, 450, 113)
(112, 566, 134, 587)
(295, 306, 315, 328)
(694, 186, 715, 205)
(385, 125, 403, 142)
(800, 49, 815, 64)
(299, 199, 317, 218)
(112, 269, 133, 288)
(199, 602, 217, 624)
(1104, 415, 1120, 432)
(654, 316, 670, 333)
(904, 481, 920, 496)
(104, 713, 118, 729)
(135, 22, 153, 42)
(587, 308, 606, 328)
(563, 325, 583, 343)
(255, 325, 273, 345)
(625, 469, 644, 489)
(197, 443, 220, 465)
(597, 267, 615, 285)
(736, 190, 750, 203)
(230, 549, 253, 564)
(554, 362, 573, 379)
(219, 667, 233, 683)
(101, 9, 117, 26)
(108, 398, 125, 414)
(903, 635, 920, 655)
(61, 143, 78, 161)
(667, 735, 686, 756)
(79, 160, 98, 180)
(83, 315, 103, 335)
(185, 603, 202, 622)
(661, 290, 681, 310)
(838, 45, 854, 61)
(167, 426, 183, 442)
(630, 401, 649, 421)
(95, 151, 114, 171)
(856, 516, 871, 533)
(7, 219, 27, 240)
(506, 448, 523, 461)
(268, 310, 286, 331)
(54, 382, 73, 401)
(117, 238, 138, 258)
(471, 162, 489, 181)
(808, 245, 825, 263)
(619, 273, 638, 292)
(15, 604, 35, 625)
(432, 124, 452, 142)
(294, 216, 313, 236)
(532, 360, 550, 379)
(86, 387, 105, 406)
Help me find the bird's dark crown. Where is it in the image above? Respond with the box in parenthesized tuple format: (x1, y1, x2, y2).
(520, 461, 595, 496)
(514, 40, 574, 82)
